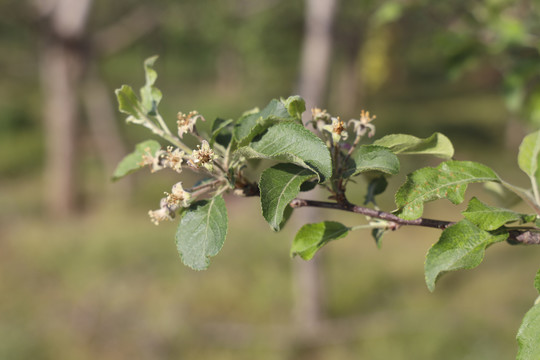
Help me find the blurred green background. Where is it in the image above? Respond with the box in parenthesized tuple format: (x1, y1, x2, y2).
(1, 0, 540, 359)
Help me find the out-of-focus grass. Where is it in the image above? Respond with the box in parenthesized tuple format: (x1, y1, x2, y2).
(2, 181, 539, 359)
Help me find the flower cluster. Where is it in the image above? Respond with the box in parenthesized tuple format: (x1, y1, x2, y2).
(140, 146, 185, 174)
(148, 182, 191, 225)
(137, 109, 222, 225)
(311, 108, 376, 144)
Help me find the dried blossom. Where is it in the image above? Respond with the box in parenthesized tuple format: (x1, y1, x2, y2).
(311, 108, 331, 133)
(312, 108, 331, 122)
(189, 140, 218, 171)
(177, 111, 204, 138)
(139, 147, 166, 173)
(148, 206, 174, 225)
(165, 182, 191, 208)
(162, 146, 184, 173)
(349, 110, 376, 138)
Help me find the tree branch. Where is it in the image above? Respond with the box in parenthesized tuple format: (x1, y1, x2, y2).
(289, 198, 454, 229)
(289, 198, 540, 245)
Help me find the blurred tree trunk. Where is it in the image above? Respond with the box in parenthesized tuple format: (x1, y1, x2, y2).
(294, 0, 338, 337)
(298, 0, 338, 114)
(84, 5, 160, 198)
(335, 46, 363, 117)
(82, 69, 129, 188)
(35, 1, 158, 215)
(35, 0, 93, 218)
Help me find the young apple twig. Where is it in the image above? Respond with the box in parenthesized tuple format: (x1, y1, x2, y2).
(288, 198, 540, 245)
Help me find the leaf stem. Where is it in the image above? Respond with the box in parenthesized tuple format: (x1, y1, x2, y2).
(156, 113, 174, 137)
(350, 223, 390, 231)
(140, 115, 191, 153)
(530, 175, 540, 207)
(501, 180, 540, 215)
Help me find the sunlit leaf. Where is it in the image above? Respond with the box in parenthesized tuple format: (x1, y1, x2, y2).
(518, 130, 540, 184)
(176, 195, 228, 270)
(115, 85, 146, 120)
(291, 221, 349, 260)
(139, 55, 162, 115)
(259, 163, 316, 231)
(425, 219, 508, 292)
(112, 140, 161, 181)
(374, 132, 454, 159)
(462, 197, 535, 231)
(234, 122, 332, 182)
(395, 161, 499, 220)
(343, 145, 399, 178)
(233, 98, 301, 146)
(115, 56, 163, 122)
(281, 95, 306, 121)
(517, 303, 540, 360)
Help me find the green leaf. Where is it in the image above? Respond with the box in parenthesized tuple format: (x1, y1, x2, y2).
(259, 163, 316, 231)
(343, 145, 399, 178)
(425, 220, 508, 292)
(517, 303, 540, 360)
(176, 195, 228, 270)
(300, 180, 317, 192)
(518, 130, 540, 184)
(279, 205, 294, 230)
(291, 221, 349, 260)
(112, 140, 161, 181)
(115, 56, 163, 122)
(115, 84, 146, 120)
(462, 197, 536, 231)
(395, 161, 499, 220)
(372, 228, 386, 249)
(535, 268, 540, 294)
(374, 132, 454, 159)
(234, 122, 332, 182)
(210, 118, 234, 148)
(233, 98, 301, 145)
(140, 55, 162, 115)
(364, 176, 388, 205)
(281, 95, 306, 121)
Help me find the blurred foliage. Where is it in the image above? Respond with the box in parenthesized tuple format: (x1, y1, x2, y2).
(0, 0, 539, 358)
